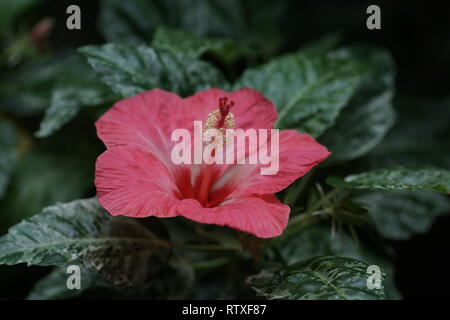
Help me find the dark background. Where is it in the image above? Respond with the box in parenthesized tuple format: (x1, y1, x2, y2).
(1, 0, 449, 299)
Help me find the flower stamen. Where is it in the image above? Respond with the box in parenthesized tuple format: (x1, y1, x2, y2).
(204, 97, 235, 131)
(203, 97, 235, 147)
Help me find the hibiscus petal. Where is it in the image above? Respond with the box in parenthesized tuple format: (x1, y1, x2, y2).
(95, 89, 183, 162)
(183, 88, 278, 131)
(217, 130, 331, 195)
(95, 146, 180, 218)
(176, 194, 290, 238)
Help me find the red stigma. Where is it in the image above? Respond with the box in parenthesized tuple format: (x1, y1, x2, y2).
(218, 97, 234, 118)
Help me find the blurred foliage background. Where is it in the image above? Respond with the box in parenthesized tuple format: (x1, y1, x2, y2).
(0, 0, 449, 299)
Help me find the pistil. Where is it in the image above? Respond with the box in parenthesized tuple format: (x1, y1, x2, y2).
(197, 97, 236, 206)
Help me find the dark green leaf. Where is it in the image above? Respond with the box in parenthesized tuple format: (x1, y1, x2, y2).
(0, 119, 18, 200)
(98, 0, 288, 56)
(327, 167, 450, 194)
(235, 51, 365, 137)
(192, 259, 255, 299)
(355, 190, 450, 240)
(79, 43, 228, 98)
(27, 267, 101, 300)
(383, 98, 450, 143)
(279, 226, 381, 265)
(150, 255, 195, 299)
(27, 250, 194, 300)
(365, 97, 450, 169)
(98, 0, 169, 45)
(152, 26, 243, 63)
(301, 31, 344, 55)
(35, 82, 115, 138)
(367, 142, 450, 171)
(0, 134, 98, 230)
(321, 46, 396, 161)
(0, 198, 169, 287)
(0, 55, 96, 116)
(276, 225, 400, 299)
(247, 256, 385, 300)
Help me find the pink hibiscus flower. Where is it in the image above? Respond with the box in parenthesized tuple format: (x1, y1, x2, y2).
(95, 88, 330, 238)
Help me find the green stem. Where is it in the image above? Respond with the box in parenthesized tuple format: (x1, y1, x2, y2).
(283, 188, 341, 238)
(290, 188, 340, 224)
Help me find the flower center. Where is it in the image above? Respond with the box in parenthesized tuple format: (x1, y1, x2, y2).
(197, 97, 235, 206)
(203, 97, 235, 137)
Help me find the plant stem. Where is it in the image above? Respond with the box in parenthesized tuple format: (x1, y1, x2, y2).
(290, 188, 340, 224)
(283, 188, 341, 238)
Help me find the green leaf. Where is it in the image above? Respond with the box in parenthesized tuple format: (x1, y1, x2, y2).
(367, 142, 450, 171)
(0, 119, 18, 200)
(35, 81, 115, 138)
(27, 267, 101, 300)
(98, 0, 160, 45)
(365, 97, 450, 169)
(79, 43, 228, 98)
(0, 55, 96, 116)
(355, 190, 450, 240)
(98, 0, 288, 56)
(0, 198, 169, 287)
(152, 26, 243, 63)
(0, 134, 98, 230)
(381, 98, 450, 145)
(327, 167, 450, 194)
(247, 256, 385, 300)
(279, 226, 382, 265)
(235, 51, 365, 137)
(27, 254, 194, 300)
(321, 46, 396, 161)
(300, 31, 344, 55)
(276, 225, 400, 299)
